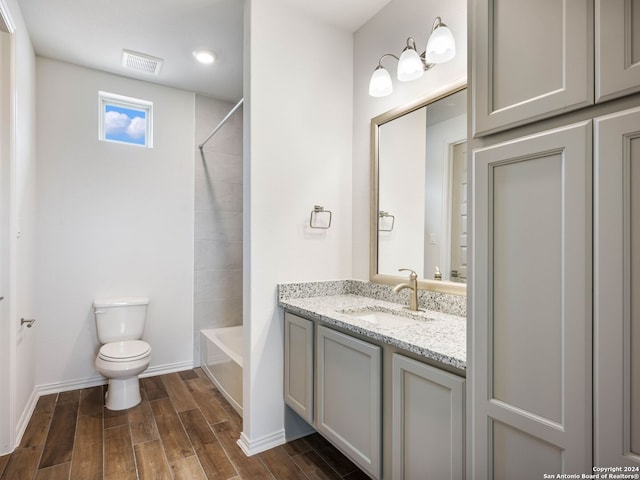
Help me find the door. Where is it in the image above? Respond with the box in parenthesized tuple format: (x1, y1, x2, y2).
(284, 312, 313, 424)
(392, 353, 465, 479)
(316, 326, 381, 479)
(471, 121, 592, 478)
(472, 0, 593, 135)
(449, 141, 467, 281)
(0, 12, 12, 455)
(594, 106, 640, 468)
(595, 0, 640, 102)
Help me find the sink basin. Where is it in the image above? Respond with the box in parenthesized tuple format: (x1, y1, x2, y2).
(342, 309, 423, 328)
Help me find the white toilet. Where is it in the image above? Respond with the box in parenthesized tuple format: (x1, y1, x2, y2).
(94, 296, 152, 411)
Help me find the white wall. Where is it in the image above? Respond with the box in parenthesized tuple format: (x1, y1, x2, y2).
(243, 0, 353, 453)
(0, 0, 37, 454)
(35, 58, 195, 389)
(353, 0, 467, 280)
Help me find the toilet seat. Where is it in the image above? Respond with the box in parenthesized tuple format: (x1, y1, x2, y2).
(99, 340, 151, 362)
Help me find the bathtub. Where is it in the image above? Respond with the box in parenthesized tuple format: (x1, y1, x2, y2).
(200, 326, 243, 415)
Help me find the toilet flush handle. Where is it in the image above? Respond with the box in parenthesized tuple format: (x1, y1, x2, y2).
(94, 310, 106, 315)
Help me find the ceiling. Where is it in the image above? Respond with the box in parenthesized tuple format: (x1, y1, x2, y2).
(17, 0, 391, 102)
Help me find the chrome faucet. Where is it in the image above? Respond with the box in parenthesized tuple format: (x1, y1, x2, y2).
(393, 268, 420, 311)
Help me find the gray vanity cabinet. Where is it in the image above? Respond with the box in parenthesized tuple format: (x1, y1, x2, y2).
(391, 354, 465, 480)
(316, 325, 382, 480)
(473, 0, 640, 136)
(284, 312, 314, 424)
(594, 106, 640, 469)
(596, 0, 640, 102)
(472, 0, 592, 135)
(471, 122, 592, 477)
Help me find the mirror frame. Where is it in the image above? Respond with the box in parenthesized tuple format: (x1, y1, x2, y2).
(370, 82, 467, 296)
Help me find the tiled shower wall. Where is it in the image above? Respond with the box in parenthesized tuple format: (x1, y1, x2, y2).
(194, 95, 243, 364)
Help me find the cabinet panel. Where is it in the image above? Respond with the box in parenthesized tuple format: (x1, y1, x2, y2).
(596, 0, 640, 102)
(471, 122, 592, 477)
(594, 106, 640, 467)
(492, 154, 563, 422)
(284, 312, 313, 424)
(316, 326, 381, 479)
(392, 354, 464, 480)
(473, 0, 593, 136)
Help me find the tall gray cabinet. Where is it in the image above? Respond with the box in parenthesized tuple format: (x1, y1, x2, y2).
(470, 0, 640, 478)
(594, 107, 640, 468)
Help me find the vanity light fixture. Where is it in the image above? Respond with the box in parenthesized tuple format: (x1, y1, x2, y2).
(368, 16, 456, 97)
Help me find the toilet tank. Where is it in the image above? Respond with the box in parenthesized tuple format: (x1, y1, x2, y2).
(94, 296, 150, 344)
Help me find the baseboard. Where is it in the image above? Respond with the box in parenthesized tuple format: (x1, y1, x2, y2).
(34, 360, 194, 397)
(13, 387, 40, 451)
(141, 360, 194, 378)
(237, 429, 286, 457)
(12, 359, 195, 450)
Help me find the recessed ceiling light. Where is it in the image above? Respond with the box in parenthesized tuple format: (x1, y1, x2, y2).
(193, 50, 215, 64)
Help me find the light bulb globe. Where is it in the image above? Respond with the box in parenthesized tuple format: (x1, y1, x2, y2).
(425, 25, 455, 63)
(369, 66, 393, 97)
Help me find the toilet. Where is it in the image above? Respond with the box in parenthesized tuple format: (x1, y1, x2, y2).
(93, 296, 152, 411)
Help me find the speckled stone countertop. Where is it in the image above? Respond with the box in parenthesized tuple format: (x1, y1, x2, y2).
(278, 281, 466, 372)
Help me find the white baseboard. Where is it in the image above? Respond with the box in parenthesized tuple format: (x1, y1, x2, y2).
(141, 360, 194, 378)
(13, 387, 40, 451)
(237, 429, 286, 457)
(12, 359, 194, 450)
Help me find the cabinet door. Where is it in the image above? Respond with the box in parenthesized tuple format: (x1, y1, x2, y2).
(392, 354, 465, 480)
(284, 312, 314, 424)
(472, 0, 593, 136)
(596, 0, 640, 102)
(594, 106, 640, 468)
(316, 326, 381, 479)
(471, 122, 592, 478)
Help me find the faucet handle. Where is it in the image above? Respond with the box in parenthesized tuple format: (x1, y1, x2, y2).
(398, 268, 417, 280)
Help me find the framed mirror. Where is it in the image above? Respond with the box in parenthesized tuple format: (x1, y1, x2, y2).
(370, 84, 467, 295)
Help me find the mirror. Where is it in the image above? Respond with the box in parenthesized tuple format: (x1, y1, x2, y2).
(370, 85, 467, 295)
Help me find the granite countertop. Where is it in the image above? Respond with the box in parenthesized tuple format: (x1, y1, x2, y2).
(279, 293, 466, 372)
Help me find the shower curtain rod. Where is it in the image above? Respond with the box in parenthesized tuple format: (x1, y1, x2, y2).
(198, 97, 244, 162)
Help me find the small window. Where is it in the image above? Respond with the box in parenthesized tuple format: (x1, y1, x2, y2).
(99, 91, 153, 147)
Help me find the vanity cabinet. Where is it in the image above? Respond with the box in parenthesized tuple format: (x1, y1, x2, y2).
(316, 325, 382, 479)
(284, 309, 466, 479)
(471, 122, 593, 477)
(596, 1, 640, 102)
(284, 312, 314, 424)
(593, 106, 640, 468)
(391, 354, 465, 480)
(473, 0, 640, 136)
(472, 0, 592, 135)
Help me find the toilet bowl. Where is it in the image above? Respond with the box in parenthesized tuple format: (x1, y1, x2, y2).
(93, 296, 151, 411)
(95, 340, 151, 410)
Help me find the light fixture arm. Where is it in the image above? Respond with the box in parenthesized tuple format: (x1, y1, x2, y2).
(375, 53, 399, 69)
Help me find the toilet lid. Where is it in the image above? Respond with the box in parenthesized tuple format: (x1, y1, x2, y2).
(99, 340, 151, 362)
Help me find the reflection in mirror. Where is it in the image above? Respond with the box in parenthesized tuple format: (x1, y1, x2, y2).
(371, 86, 467, 295)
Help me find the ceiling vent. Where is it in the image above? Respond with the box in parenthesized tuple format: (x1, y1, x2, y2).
(121, 49, 164, 76)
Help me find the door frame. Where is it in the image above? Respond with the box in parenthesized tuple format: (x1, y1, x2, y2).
(0, 0, 17, 454)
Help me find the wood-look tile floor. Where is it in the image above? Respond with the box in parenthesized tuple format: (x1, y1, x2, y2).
(0, 368, 369, 480)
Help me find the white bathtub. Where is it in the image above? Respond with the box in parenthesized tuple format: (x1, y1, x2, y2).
(200, 326, 243, 415)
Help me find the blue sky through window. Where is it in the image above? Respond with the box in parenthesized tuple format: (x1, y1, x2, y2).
(104, 104, 147, 145)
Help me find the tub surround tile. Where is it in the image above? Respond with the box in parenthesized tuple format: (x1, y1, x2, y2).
(278, 280, 466, 372)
